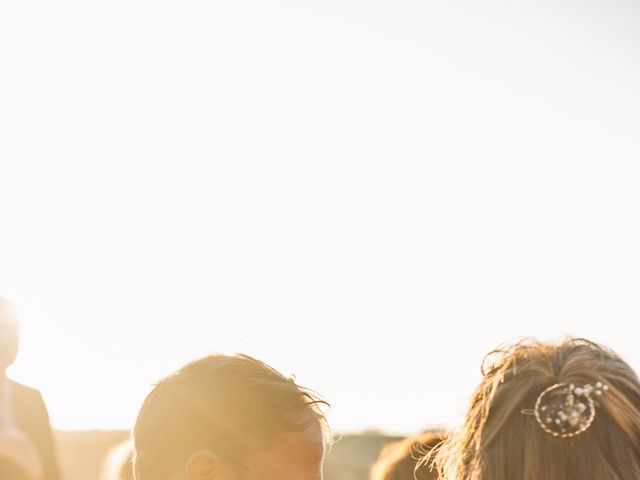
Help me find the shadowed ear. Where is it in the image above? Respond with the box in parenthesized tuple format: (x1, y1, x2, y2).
(184, 451, 222, 480)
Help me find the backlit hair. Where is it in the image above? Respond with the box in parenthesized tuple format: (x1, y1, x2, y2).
(371, 431, 445, 480)
(433, 338, 640, 480)
(133, 354, 328, 480)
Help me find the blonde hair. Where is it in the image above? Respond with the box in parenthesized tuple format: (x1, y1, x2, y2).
(371, 431, 445, 480)
(134, 354, 329, 480)
(434, 338, 640, 480)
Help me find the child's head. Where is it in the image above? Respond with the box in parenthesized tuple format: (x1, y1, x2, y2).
(133, 354, 328, 480)
(435, 338, 640, 480)
(371, 431, 445, 480)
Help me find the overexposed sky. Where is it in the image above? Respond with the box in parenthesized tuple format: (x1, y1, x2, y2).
(1, 0, 639, 433)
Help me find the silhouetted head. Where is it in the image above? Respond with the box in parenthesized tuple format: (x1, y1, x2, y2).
(0, 298, 19, 373)
(371, 431, 445, 480)
(434, 337, 640, 480)
(133, 354, 329, 480)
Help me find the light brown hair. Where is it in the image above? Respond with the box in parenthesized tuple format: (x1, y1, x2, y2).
(371, 431, 445, 480)
(433, 338, 640, 480)
(133, 354, 328, 480)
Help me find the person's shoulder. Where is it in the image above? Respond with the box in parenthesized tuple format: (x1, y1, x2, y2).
(8, 380, 43, 401)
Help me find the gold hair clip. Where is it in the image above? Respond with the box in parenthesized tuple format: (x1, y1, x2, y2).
(522, 382, 609, 438)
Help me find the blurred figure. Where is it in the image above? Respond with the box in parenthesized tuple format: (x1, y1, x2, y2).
(0, 432, 42, 480)
(370, 431, 444, 480)
(0, 297, 60, 480)
(0, 455, 29, 480)
(133, 354, 329, 480)
(434, 338, 640, 480)
(100, 439, 134, 480)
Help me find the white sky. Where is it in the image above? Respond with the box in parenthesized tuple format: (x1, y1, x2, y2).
(1, 0, 639, 433)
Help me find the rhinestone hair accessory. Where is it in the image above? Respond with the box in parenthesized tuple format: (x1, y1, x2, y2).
(522, 382, 609, 438)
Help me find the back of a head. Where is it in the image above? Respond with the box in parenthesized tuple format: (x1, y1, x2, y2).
(371, 431, 444, 480)
(134, 354, 327, 480)
(435, 338, 640, 480)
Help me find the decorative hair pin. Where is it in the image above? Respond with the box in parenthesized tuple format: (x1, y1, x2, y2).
(522, 382, 609, 438)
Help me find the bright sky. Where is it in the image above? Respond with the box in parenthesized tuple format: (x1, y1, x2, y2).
(1, 0, 639, 433)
